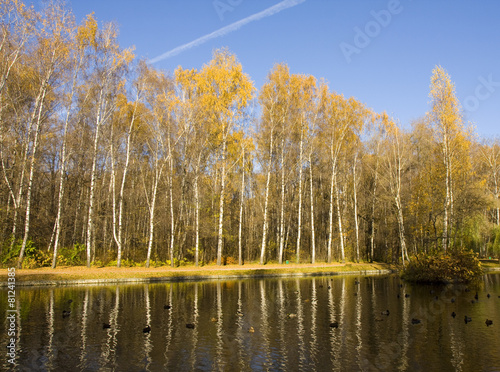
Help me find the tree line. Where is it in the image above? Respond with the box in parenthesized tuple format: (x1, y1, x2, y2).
(1, 0, 499, 269)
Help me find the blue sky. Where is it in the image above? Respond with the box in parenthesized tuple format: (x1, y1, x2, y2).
(66, 0, 500, 138)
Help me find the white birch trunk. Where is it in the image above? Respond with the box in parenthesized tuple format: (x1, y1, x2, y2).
(278, 137, 286, 264)
(238, 149, 245, 265)
(114, 103, 137, 268)
(370, 152, 379, 262)
(442, 136, 450, 253)
(194, 155, 201, 266)
(18, 80, 49, 268)
(353, 152, 360, 263)
(308, 151, 316, 264)
(168, 136, 175, 267)
(145, 163, 161, 268)
(216, 138, 227, 266)
(261, 132, 273, 265)
(327, 163, 335, 264)
(86, 88, 105, 268)
(334, 169, 345, 263)
(296, 127, 304, 264)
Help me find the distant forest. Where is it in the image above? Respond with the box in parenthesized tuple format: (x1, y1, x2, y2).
(1, 0, 499, 269)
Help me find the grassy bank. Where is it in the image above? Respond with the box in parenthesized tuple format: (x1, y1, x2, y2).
(1, 262, 392, 285)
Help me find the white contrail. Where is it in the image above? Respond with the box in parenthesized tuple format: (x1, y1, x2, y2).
(148, 0, 306, 63)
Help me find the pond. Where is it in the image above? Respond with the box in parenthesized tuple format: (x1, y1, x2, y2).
(1, 273, 500, 371)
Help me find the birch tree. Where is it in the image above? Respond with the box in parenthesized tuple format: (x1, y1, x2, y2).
(18, 1, 75, 268)
(50, 14, 92, 268)
(320, 91, 367, 263)
(380, 114, 410, 266)
(197, 49, 253, 266)
(84, 19, 133, 267)
(478, 139, 500, 225)
(290, 73, 317, 263)
(258, 63, 290, 264)
(0, 0, 34, 253)
(428, 65, 464, 252)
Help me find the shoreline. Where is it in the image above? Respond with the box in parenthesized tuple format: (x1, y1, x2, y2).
(1, 262, 395, 287)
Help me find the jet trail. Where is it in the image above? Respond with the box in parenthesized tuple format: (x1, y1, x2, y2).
(149, 0, 306, 63)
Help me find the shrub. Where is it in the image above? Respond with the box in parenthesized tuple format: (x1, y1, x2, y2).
(1, 239, 51, 268)
(57, 243, 86, 266)
(402, 249, 483, 283)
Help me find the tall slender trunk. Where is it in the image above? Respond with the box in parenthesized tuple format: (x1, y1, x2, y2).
(442, 135, 450, 253)
(18, 80, 49, 268)
(296, 128, 304, 264)
(308, 151, 316, 264)
(238, 149, 245, 265)
(145, 162, 161, 268)
(10, 84, 38, 253)
(194, 156, 201, 266)
(396, 196, 408, 267)
(370, 154, 379, 262)
(327, 163, 335, 264)
(261, 132, 273, 265)
(114, 103, 137, 268)
(87, 89, 105, 268)
(449, 156, 454, 249)
(353, 152, 360, 263)
(278, 136, 286, 264)
(334, 169, 345, 263)
(51, 54, 83, 268)
(495, 176, 499, 225)
(168, 136, 175, 267)
(216, 138, 227, 266)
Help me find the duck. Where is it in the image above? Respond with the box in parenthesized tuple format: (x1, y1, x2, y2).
(451, 311, 456, 318)
(487, 293, 491, 299)
(381, 310, 390, 316)
(411, 318, 421, 324)
(474, 292, 479, 300)
(287, 313, 297, 319)
(354, 280, 360, 285)
(329, 322, 339, 328)
(211, 317, 218, 322)
(485, 319, 493, 326)
(164, 304, 171, 309)
(62, 310, 71, 318)
(236, 311, 244, 317)
(143, 325, 151, 333)
(186, 323, 195, 329)
(464, 316, 472, 324)
(248, 327, 255, 333)
(405, 293, 410, 298)
(103, 323, 111, 329)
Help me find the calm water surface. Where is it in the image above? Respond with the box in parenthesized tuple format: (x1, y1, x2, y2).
(1, 273, 500, 371)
